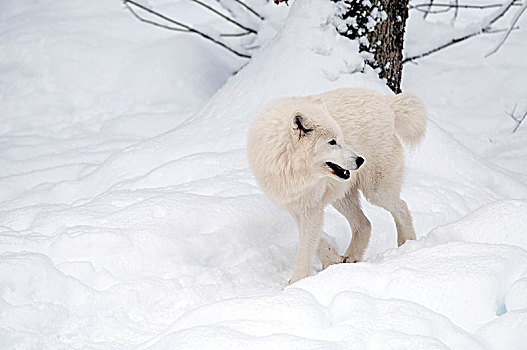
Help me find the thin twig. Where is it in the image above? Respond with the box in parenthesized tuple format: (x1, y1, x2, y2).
(124, 0, 192, 30)
(220, 31, 253, 37)
(403, 32, 479, 62)
(506, 103, 527, 133)
(485, 0, 517, 27)
(423, 0, 434, 19)
(231, 0, 265, 20)
(123, 0, 251, 58)
(404, 0, 518, 63)
(124, 3, 189, 32)
(414, 7, 450, 14)
(484, 26, 520, 33)
(486, 1, 527, 57)
(409, 1, 522, 10)
(453, 0, 459, 23)
(190, 0, 257, 34)
(513, 112, 527, 133)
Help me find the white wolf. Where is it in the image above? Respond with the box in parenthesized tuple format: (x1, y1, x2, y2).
(247, 88, 426, 284)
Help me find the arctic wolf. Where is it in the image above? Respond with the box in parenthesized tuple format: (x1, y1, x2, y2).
(247, 88, 426, 284)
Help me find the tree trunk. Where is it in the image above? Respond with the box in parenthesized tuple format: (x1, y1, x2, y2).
(333, 0, 409, 94)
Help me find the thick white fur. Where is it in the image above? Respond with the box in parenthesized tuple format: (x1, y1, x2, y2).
(247, 88, 426, 283)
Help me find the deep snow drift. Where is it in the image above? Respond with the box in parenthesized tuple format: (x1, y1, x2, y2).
(1, 0, 526, 349)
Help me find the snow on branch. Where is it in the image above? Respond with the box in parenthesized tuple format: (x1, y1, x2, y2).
(123, 0, 258, 59)
(404, 0, 525, 63)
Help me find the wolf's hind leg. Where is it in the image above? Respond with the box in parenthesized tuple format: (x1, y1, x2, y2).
(374, 197, 415, 246)
(332, 188, 371, 263)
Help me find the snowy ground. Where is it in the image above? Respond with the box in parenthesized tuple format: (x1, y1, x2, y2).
(1, 0, 527, 349)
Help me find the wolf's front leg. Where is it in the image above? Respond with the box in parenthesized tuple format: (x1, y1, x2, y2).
(289, 207, 324, 284)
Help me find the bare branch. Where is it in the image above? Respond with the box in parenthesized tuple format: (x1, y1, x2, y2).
(485, 0, 517, 27)
(452, 0, 459, 23)
(486, 1, 527, 57)
(124, 2, 189, 32)
(124, 0, 192, 30)
(123, 0, 251, 58)
(414, 6, 450, 14)
(220, 31, 253, 37)
(403, 31, 479, 63)
(190, 0, 257, 34)
(214, 0, 265, 21)
(506, 103, 527, 133)
(409, 1, 522, 11)
(513, 113, 527, 133)
(422, 0, 434, 19)
(484, 26, 520, 33)
(404, 0, 519, 63)
(230, 0, 265, 20)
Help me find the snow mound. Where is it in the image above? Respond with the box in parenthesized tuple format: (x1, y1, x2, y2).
(142, 200, 527, 349)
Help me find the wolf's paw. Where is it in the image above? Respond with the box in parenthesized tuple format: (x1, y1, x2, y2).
(321, 253, 344, 269)
(343, 254, 362, 263)
(317, 238, 344, 269)
(319, 246, 344, 269)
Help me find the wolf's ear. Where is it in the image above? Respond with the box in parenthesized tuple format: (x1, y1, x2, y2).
(293, 114, 313, 139)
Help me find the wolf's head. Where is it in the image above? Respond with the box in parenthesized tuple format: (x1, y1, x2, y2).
(247, 96, 364, 208)
(288, 98, 363, 181)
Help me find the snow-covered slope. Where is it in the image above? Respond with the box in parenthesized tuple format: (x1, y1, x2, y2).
(1, 0, 526, 349)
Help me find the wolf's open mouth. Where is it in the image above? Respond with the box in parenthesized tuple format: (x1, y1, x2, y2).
(326, 162, 350, 180)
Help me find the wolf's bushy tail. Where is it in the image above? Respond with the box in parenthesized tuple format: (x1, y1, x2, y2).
(386, 93, 426, 148)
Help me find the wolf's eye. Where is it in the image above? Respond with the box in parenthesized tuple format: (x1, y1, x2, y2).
(328, 139, 337, 145)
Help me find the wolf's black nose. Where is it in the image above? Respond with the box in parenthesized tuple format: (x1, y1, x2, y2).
(356, 156, 364, 168)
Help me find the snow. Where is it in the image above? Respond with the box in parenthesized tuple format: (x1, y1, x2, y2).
(1, 0, 527, 349)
